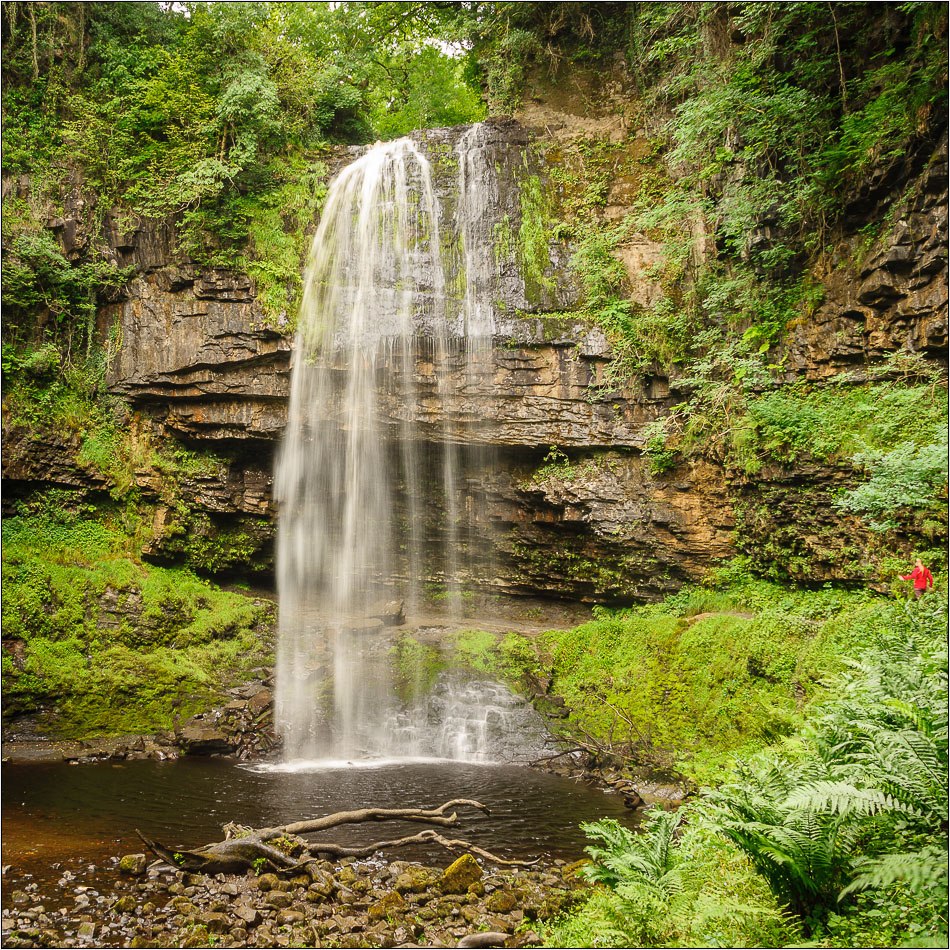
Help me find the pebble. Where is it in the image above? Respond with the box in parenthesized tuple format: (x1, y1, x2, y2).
(1, 853, 585, 947)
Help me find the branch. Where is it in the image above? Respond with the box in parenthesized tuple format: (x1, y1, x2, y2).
(265, 799, 491, 837)
(132, 799, 524, 875)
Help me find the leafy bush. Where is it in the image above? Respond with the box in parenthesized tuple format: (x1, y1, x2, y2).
(543, 808, 795, 948)
(836, 429, 948, 531)
(547, 586, 948, 947)
(708, 601, 948, 936)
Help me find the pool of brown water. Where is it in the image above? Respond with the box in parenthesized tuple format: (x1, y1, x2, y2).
(2, 757, 636, 904)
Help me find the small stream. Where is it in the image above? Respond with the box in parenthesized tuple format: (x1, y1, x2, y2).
(2, 757, 636, 906)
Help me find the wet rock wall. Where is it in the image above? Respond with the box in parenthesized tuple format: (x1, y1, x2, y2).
(3, 114, 947, 601)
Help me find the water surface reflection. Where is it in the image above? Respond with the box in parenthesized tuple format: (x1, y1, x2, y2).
(3, 758, 637, 893)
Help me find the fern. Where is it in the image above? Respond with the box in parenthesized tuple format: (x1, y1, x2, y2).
(581, 810, 684, 888)
(707, 615, 948, 933)
(784, 781, 922, 819)
(841, 846, 950, 898)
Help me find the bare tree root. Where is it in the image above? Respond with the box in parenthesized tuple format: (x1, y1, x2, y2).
(135, 798, 535, 874)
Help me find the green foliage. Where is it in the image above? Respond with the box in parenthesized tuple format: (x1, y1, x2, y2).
(242, 155, 328, 325)
(634, 2, 947, 265)
(742, 381, 947, 468)
(543, 808, 795, 948)
(1, 495, 272, 736)
(1, 223, 133, 352)
(517, 173, 555, 303)
(836, 430, 948, 532)
(529, 445, 576, 485)
(549, 585, 947, 946)
(1, 1, 485, 336)
(158, 510, 269, 576)
(390, 635, 444, 704)
(707, 600, 948, 935)
(367, 45, 485, 140)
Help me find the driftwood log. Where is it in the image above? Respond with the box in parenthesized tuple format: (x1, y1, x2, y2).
(137, 798, 538, 874)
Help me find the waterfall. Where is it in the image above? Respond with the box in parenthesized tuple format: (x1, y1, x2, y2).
(273, 131, 543, 763)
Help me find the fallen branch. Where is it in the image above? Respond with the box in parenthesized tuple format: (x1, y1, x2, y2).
(136, 798, 534, 875)
(261, 798, 490, 837)
(528, 746, 588, 767)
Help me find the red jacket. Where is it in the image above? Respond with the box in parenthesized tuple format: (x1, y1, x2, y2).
(902, 566, 934, 590)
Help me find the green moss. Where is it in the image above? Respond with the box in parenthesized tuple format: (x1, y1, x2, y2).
(242, 156, 329, 329)
(1, 496, 273, 737)
(390, 635, 445, 703)
(517, 173, 556, 304)
(520, 567, 916, 784)
(448, 629, 541, 692)
(160, 511, 269, 575)
(511, 542, 633, 599)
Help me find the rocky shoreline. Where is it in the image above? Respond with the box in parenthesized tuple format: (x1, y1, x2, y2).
(3, 850, 588, 949)
(2, 669, 690, 950)
(1, 675, 279, 766)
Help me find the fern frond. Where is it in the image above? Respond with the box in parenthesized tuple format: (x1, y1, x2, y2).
(841, 846, 950, 898)
(785, 780, 922, 818)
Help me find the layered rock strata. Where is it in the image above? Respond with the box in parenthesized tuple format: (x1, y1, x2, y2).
(4, 118, 946, 600)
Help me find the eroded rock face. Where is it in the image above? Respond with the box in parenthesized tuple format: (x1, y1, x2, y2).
(5, 117, 947, 600)
(104, 267, 290, 442)
(786, 139, 949, 377)
(491, 452, 734, 602)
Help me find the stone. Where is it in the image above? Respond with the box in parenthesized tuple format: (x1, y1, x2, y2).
(457, 933, 511, 949)
(307, 864, 339, 898)
(367, 890, 406, 922)
(439, 855, 482, 895)
(76, 922, 96, 940)
(264, 891, 293, 909)
(118, 854, 148, 876)
(255, 873, 280, 892)
(233, 904, 260, 926)
(200, 912, 231, 934)
(176, 720, 235, 756)
(393, 867, 433, 895)
(368, 600, 406, 626)
(485, 890, 518, 914)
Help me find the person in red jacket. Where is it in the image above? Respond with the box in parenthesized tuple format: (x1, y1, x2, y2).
(901, 559, 934, 599)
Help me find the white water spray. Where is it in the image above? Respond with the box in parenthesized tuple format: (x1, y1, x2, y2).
(274, 132, 543, 763)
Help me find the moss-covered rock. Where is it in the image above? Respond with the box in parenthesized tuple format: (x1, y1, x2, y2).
(439, 854, 483, 894)
(367, 889, 406, 922)
(1, 493, 276, 740)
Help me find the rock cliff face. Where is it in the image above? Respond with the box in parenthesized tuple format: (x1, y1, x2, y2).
(786, 139, 949, 378)
(104, 262, 290, 443)
(4, 112, 946, 601)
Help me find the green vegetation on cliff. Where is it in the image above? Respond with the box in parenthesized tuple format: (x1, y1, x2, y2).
(539, 587, 947, 947)
(1, 2, 485, 329)
(2, 491, 274, 737)
(465, 567, 945, 948)
(0, 7, 945, 947)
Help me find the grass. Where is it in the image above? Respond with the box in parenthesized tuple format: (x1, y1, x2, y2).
(453, 560, 945, 787)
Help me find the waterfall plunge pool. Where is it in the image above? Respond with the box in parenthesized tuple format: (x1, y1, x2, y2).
(2, 756, 638, 903)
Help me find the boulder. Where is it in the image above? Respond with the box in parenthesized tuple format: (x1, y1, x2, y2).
(176, 720, 235, 756)
(369, 600, 406, 626)
(394, 867, 434, 894)
(118, 854, 148, 876)
(439, 855, 483, 895)
(367, 890, 406, 922)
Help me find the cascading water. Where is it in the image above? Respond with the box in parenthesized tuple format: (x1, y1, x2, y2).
(274, 131, 546, 764)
